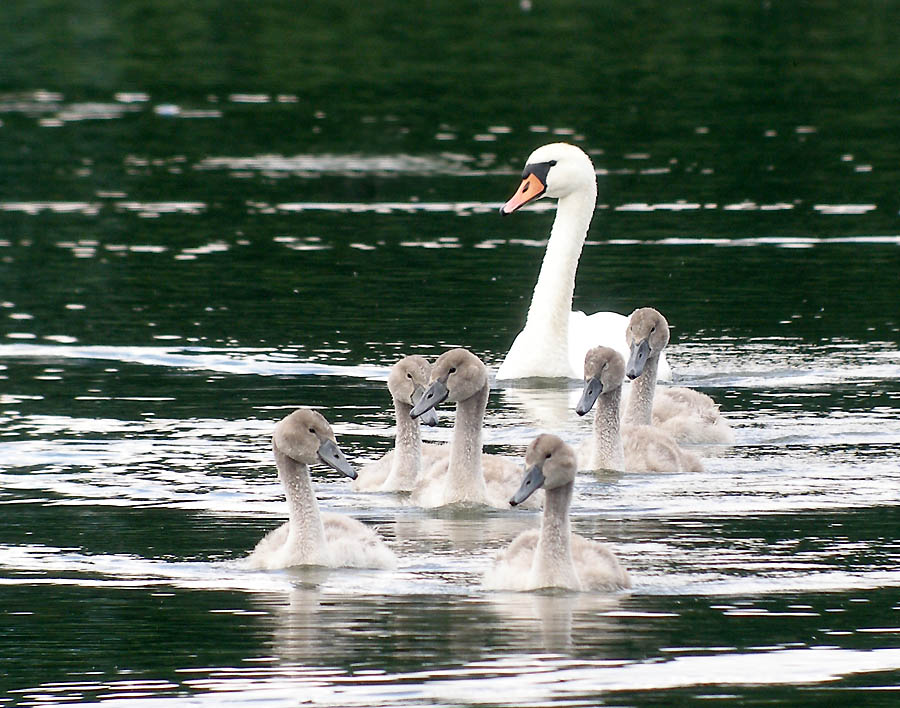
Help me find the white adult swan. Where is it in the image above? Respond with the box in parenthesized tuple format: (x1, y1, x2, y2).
(496, 142, 671, 382)
(245, 408, 397, 570)
(482, 434, 631, 592)
(409, 348, 542, 509)
(576, 346, 703, 473)
(624, 307, 733, 445)
(353, 355, 446, 492)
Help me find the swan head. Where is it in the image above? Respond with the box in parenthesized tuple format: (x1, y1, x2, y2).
(409, 348, 487, 419)
(575, 346, 626, 416)
(625, 307, 671, 380)
(387, 355, 439, 426)
(273, 408, 356, 479)
(500, 142, 596, 214)
(510, 434, 576, 506)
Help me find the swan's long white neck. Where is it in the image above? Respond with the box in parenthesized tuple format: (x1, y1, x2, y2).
(531, 480, 581, 590)
(524, 186, 596, 342)
(275, 448, 330, 565)
(446, 384, 489, 503)
(382, 398, 421, 490)
(591, 386, 625, 473)
(624, 353, 659, 426)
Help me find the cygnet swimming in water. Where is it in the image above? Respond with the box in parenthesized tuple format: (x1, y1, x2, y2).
(577, 346, 704, 474)
(624, 307, 734, 445)
(245, 408, 397, 570)
(353, 355, 447, 492)
(482, 433, 631, 592)
(409, 348, 542, 509)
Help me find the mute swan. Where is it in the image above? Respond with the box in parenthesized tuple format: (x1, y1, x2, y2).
(624, 307, 733, 445)
(482, 434, 631, 592)
(245, 408, 397, 570)
(353, 355, 447, 492)
(496, 142, 670, 382)
(409, 348, 542, 509)
(576, 346, 704, 473)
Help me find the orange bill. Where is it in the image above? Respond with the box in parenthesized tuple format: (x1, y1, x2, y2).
(500, 172, 547, 214)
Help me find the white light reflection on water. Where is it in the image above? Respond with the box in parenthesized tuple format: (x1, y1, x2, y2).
(13, 646, 900, 707)
(1, 332, 899, 706)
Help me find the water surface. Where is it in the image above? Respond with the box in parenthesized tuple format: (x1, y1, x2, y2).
(2, 1, 900, 705)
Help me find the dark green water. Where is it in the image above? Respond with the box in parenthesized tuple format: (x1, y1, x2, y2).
(2, 1, 899, 705)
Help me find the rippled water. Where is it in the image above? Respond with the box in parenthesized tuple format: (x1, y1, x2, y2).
(3, 1, 900, 705)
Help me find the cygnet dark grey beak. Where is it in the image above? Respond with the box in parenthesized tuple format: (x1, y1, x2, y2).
(317, 438, 356, 480)
(575, 376, 603, 416)
(510, 463, 545, 506)
(626, 338, 651, 380)
(410, 378, 449, 419)
(411, 384, 439, 427)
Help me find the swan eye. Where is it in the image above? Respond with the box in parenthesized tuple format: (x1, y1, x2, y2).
(548, 160, 557, 167)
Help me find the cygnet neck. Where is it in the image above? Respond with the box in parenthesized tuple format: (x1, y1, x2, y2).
(592, 385, 625, 472)
(383, 398, 422, 490)
(523, 187, 596, 344)
(275, 447, 329, 565)
(624, 352, 660, 426)
(532, 480, 580, 589)
(446, 382, 489, 501)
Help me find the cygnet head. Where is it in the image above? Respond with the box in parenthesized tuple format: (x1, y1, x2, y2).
(409, 348, 487, 419)
(575, 346, 626, 416)
(510, 433, 577, 506)
(625, 307, 670, 380)
(500, 142, 596, 214)
(273, 408, 356, 479)
(387, 355, 438, 426)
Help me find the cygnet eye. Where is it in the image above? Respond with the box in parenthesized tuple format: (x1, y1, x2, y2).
(448, 367, 457, 374)
(406, 372, 412, 379)
(546, 452, 552, 459)
(308, 427, 316, 434)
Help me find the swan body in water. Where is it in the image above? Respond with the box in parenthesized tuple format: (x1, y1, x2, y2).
(482, 434, 631, 592)
(624, 307, 733, 446)
(245, 409, 397, 570)
(353, 355, 447, 492)
(409, 348, 542, 510)
(576, 346, 704, 474)
(496, 142, 670, 382)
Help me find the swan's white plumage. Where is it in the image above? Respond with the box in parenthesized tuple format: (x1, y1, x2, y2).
(483, 434, 630, 592)
(353, 355, 447, 492)
(409, 348, 541, 510)
(244, 408, 396, 571)
(496, 143, 670, 382)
